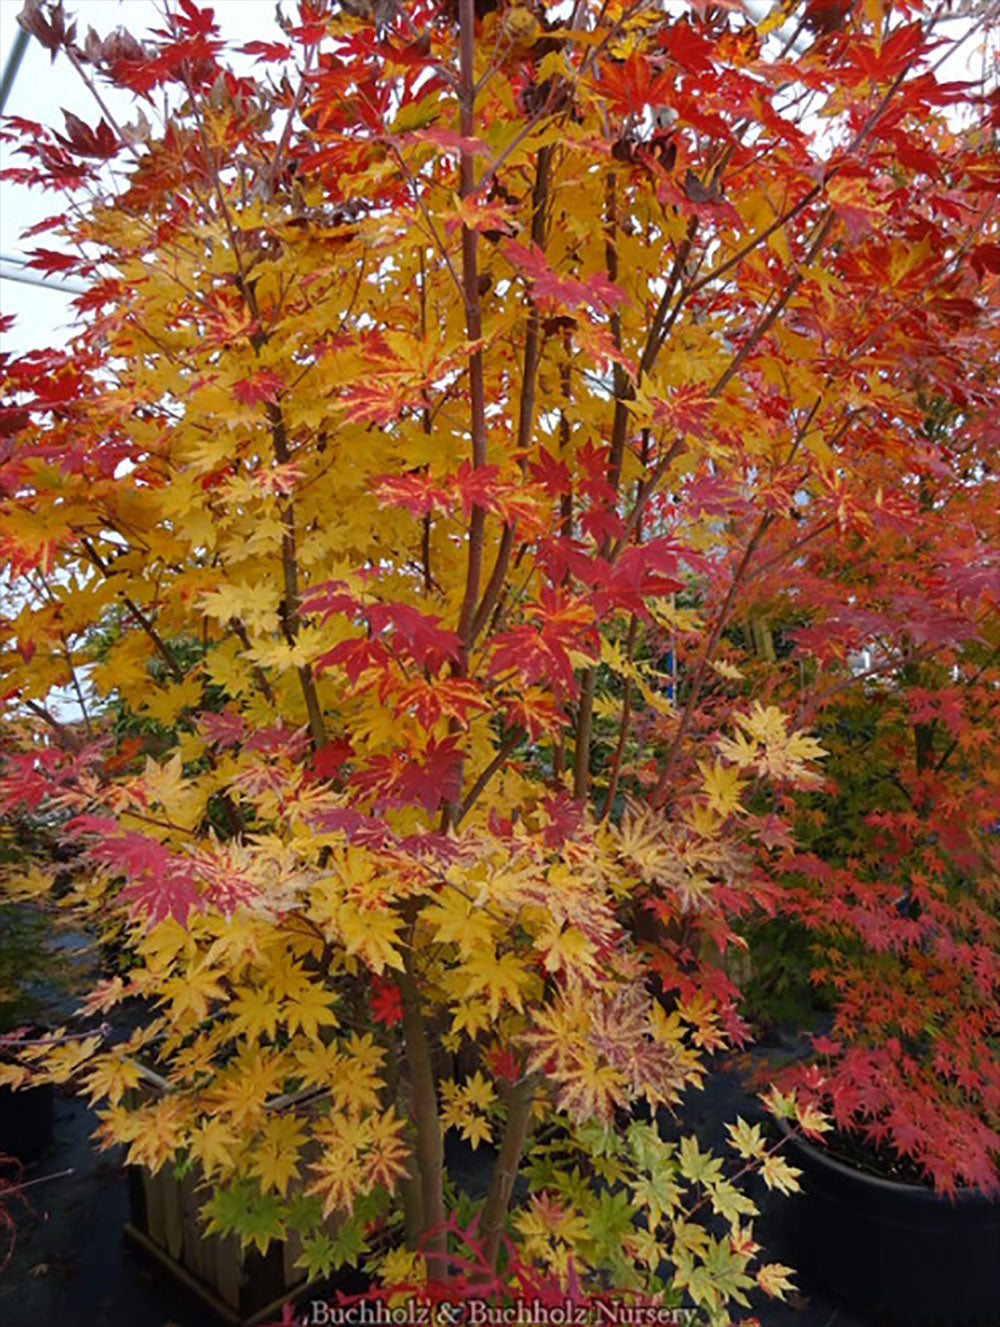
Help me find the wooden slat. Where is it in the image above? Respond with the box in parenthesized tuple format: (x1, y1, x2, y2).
(179, 1169, 214, 1287)
(143, 1167, 167, 1248)
(125, 1059, 336, 1317)
(214, 1230, 243, 1310)
(162, 1167, 184, 1260)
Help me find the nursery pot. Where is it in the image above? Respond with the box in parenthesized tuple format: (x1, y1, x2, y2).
(778, 1120, 1000, 1327)
(0, 1079, 54, 1164)
(124, 1065, 339, 1327)
(0, 1028, 54, 1164)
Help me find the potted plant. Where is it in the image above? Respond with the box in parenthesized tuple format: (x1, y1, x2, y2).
(737, 395, 1000, 1323)
(1, 1, 997, 1322)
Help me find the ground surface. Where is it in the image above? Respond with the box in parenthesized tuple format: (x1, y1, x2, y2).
(1, 1049, 867, 1327)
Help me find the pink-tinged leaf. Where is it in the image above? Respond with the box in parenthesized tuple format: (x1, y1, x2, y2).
(350, 737, 463, 814)
(196, 709, 246, 748)
(503, 241, 627, 313)
(444, 194, 517, 238)
(373, 472, 449, 517)
(251, 462, 303, 497)
(231, 370, 285, 406)
(191, 848, 259, 915)
(366, 602, 463, 671)
(309, 806, 393, 850)
(541, 792, 584, 849)
(300, 580, 356, 621)
(70, 817, 200, 927)
(244, 724, 309, 760)
(313, 637, 389, 685)
(408, 128, 492, 157)
(339, 380, 413, 426)
(452, 461, 503, 517)
(650, 385, 714, 437)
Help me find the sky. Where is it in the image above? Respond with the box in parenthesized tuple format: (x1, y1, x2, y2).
(0, 0, 291, 355)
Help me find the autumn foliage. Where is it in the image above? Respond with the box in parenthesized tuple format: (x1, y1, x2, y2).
(1, 0, 999, 1317)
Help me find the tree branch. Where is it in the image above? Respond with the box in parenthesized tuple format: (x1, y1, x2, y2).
(455, 0, 489, 656)
(480, 1073, 536, 1271)
(397, 950, 447, 1278)
(471, 145, 553, 644)
(455, 728, 524, 829)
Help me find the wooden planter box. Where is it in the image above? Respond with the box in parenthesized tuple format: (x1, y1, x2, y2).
(124, 1065, 330, 1326)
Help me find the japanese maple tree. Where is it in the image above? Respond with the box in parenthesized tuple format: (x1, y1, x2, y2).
(1, 0, 998, 1316)
(739, 390, 1000, 1194)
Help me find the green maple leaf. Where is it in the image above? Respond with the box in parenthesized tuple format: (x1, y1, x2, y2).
(328, 1213, 369, 1269)
(204, 1178, 287, 1254)
(203, 1178, 257, 1239)
(286, 1190, 325, 1236)
(296, 1231, 341, 1280)
(236, 1191, 288, 1254)
(586, 1189, 635, 1257)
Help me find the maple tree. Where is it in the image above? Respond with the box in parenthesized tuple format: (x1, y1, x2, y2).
(739, 395, 1000, 1194)
(1, 0, 998, 1317)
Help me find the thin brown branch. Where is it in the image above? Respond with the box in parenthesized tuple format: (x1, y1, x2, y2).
(78, 537, 185, 682)
(455, 728, 524, 829)
(455, 0, 489, 654)
(471, 145, 553, 643)
(601, 615, 638, 820)
(263, 401, 327, 748)
(23, 699, 83, 750)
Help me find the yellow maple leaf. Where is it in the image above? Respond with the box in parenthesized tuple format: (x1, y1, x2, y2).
(249, 1112, 307, 1195)
(459, 947, 530, 1019)
(189, 1115, 240, 1178)
(698, 759, 747, 817)
(124, 1096, 188, 1174)
(335, 901, 405, 975)
(761, 1153, 802, 1195)
(83, 1054, 144, 1107)
(284, 982, 339, 1039)
(757, 1263, 797, 1299)
(230, 985, 281, 1041)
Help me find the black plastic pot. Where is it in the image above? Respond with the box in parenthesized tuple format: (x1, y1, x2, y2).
(0, 1080, 54, 1164)
(778, 1121, 1000, 1327)
(0, 1025, 55, 1164)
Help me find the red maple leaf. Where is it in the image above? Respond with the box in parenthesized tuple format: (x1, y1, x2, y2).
(503, 242, 627, 313)
(369, 976, 403, 1027)
(486, 1045, 520, 1083)
(350, 738, 463, 814)
(71, 816, 201, 927)
(231, 370, 285, 406)
(53, 111, 119, 160)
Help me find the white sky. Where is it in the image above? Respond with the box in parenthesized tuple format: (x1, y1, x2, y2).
(0, 0, 290, 355)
